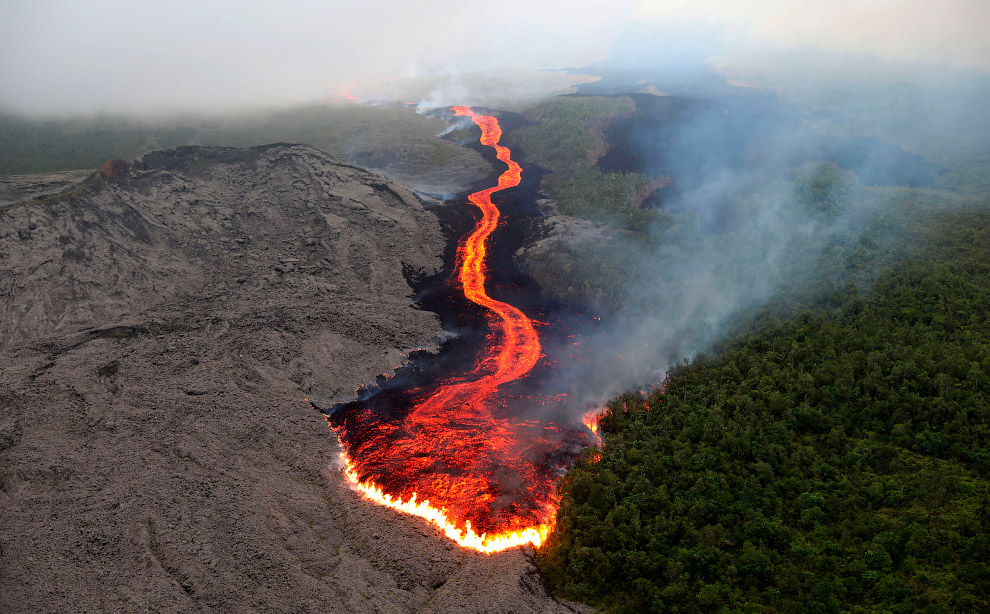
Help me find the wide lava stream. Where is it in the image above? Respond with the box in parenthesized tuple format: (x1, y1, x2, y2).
(323, 106, 596, 553)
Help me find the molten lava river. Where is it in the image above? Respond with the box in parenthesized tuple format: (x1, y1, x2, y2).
(323, 106, 597, 553)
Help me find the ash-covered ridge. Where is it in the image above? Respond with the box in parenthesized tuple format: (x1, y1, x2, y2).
(0, 144, 583, 613)
(0, 143, 442, 352)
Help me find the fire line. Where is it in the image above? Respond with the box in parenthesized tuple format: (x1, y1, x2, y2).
(326, 106, 568, 553)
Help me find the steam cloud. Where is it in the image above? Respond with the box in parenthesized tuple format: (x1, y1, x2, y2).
(533, 29, 989, 413)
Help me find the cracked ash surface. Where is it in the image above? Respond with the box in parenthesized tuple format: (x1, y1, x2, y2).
(0, 144, 586, 613)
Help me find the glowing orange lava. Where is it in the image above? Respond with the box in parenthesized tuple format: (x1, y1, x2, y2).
(403, 107, 541, 429)
(326, 107, 584, 553)
(338, 451, 551, 553)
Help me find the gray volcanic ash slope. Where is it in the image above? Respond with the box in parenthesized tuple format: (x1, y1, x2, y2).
(0, 145, 580, 613)
(0, 144, 442, 350)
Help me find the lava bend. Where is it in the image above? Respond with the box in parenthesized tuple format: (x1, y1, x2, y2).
(326, 106, 565, 553)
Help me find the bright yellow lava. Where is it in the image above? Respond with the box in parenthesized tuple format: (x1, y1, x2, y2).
(339, 451, 552, 553)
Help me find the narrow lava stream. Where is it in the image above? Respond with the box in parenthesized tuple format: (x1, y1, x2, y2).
(326, 106, 584, 553)
(407, 107, 542, 420)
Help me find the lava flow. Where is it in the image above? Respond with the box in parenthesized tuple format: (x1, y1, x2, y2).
(324, 106, 591, 553)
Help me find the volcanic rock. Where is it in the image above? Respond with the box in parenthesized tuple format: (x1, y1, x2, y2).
(0, 169, 92, 208)
(0, 145, 583, 613)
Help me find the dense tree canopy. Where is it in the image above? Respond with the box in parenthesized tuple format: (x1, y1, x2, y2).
(538, 208, 990, 613)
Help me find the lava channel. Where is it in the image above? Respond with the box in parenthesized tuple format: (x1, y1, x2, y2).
(324, 106, 592, 553)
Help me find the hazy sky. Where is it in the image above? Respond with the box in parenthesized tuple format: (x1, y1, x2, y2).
(1, 0, 986, 114)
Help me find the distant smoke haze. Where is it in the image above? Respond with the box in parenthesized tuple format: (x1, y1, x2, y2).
(1, 1, 986, 421)
(1, 0, 986, 115)
(517, 19, 990, 413)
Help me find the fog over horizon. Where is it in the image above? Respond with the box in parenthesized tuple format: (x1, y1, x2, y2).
(1, 0, 987, 116)
(2, 0, 987, 415)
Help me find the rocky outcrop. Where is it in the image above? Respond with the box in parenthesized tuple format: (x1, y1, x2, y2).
(97, 158, 129, 183)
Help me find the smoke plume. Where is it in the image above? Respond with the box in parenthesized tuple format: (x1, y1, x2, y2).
(531, 29, 988, 412)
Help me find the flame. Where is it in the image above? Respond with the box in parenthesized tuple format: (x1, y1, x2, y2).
(338, 450, 551, 553)
(581, 408, 606, 446)
(582, 410, 601, 435)
(326, 106, 576, 554)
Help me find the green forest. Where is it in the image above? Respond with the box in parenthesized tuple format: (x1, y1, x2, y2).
(511, 96, 661, 231)
(4, 90, 987, 612)
(537, 205, 990, 612)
